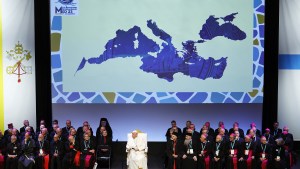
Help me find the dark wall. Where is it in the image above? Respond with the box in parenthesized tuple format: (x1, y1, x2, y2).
(34, 0, 52, 129)
(262, 0, 279, 129)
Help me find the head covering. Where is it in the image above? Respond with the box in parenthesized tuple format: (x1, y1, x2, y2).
(186, 133, 192, 137)
(172, 132, 179, 137)
(99, 118, 110, 126)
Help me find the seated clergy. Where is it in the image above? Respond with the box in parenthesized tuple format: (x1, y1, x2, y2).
(80, 133, 96, 169)
(273, 138, 286, 169)
(211, 135, 225, 169)
(97, 130, 112, 157)
(6, 135, 21, 169)
(197, 134, 212, 169)
(62, 135, 79, 169)
(50, 134, 64, 169)
(263, 128, 275, 146)
(226, 133, 241, 169)
(181, 133, 197, 169)
(166, 132, 183, 169)
(18, 132, 36, 169)
(35, 134, 50, 169)
(255, 136, 272, 169)
(126, 130, 148, 169)
(238, 135, 255, 169)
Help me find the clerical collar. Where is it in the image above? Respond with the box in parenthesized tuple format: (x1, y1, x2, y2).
(84, 140, 90, 149)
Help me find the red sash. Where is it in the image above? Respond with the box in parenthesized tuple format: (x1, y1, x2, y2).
(44, 154, 49, 169)
(246, 150, 253, 169)
(229, 149, 238, 169)
(202, 150, 210, 169)
(173, 141, 176, 169)
(0, 155, 4, 169)
(260, 153, 268, 169)
(74, 151, 81, 167)
(84, 155, 92, 168)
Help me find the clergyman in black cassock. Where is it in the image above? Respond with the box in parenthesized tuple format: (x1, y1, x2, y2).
(6, 135, 21, 169)
(18, 132, 36, 169)
(210, 135, 225, 169)
(181, 133, 198, 169)
(62, 135, 79, 169)
(273, 138, 286, 169)
(80, 133, 96, 169)
(50, 134, 64, 169)
(166, 132, 183, 169)
(226, 134, 241, 169)
(35, 134, 50, 169)
(254, 136, 272, 169)
(238, 135, 255, 169)
(197, 134, 212, 169)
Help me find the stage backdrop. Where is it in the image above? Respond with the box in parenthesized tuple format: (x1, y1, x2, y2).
(50, 0, 265, 141)
(278, 0, 300, 141)
(0, 0, 36, 131)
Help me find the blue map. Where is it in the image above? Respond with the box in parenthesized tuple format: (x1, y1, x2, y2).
(75, 13, 246, 82)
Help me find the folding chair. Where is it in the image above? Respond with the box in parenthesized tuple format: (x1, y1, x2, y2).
(96, 145, 111, 169)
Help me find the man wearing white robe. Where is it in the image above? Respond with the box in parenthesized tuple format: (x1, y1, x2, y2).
(126, 131, 148, 169)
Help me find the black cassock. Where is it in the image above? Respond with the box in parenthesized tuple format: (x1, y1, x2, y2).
(181, 140, 198, 169)
(225, 140, 241, 169)
(18, 138, 36, 169)
(50, 140, 64, 169)
(6, 141, 21, 169)
(264, 134, 275, 146)
(210, 141, 225, 169)
(62, 140, 80, 169)
(80, 138, 96, 169)
(273, 145, 286, 169)
(197, 141, 212, 169)
(238, 141, 255, 169)
(35, 140, 50, 169)
(166, 139, 183, 169)
(254, 143, 272, 169)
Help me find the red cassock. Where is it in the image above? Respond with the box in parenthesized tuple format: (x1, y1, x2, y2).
(202, 150, 210, 169)
(0, 154, 4, 169)
(173, 141, 176, 169)
(245, 150, 253, 169)
(85, 155, 93, 168)
(44, 154, 49, 169)
(260, 153, 268, 169)
(74, 151, 81, 167)
(230, 149, 238, 169)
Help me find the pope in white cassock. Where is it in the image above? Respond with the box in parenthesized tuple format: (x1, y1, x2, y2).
(126, 130, 148, 169)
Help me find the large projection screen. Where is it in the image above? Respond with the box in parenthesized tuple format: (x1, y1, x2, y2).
(50, 0, 265, 141)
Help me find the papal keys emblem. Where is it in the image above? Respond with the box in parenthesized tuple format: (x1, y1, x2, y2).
(6, 41, 32, 83)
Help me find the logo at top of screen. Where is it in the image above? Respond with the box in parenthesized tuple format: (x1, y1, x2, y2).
(58, 0, 74, 5)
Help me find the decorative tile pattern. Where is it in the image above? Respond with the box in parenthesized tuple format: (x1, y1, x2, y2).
(51, 1, 265, 103)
